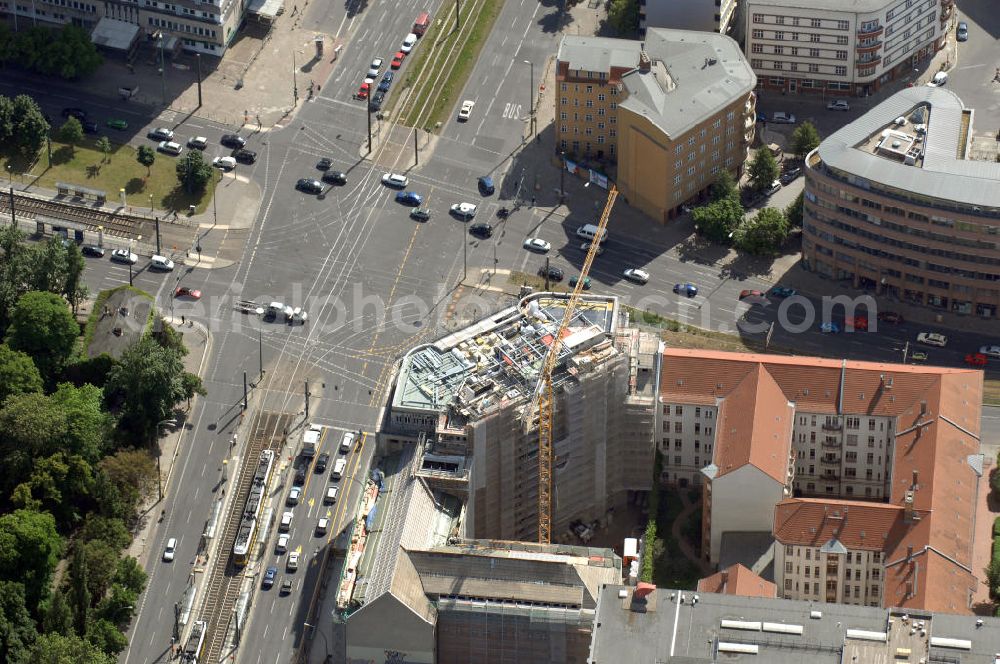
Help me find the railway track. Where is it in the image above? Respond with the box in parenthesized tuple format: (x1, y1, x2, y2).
(199, 411, 291, 663)
(0, 191, 189, 239)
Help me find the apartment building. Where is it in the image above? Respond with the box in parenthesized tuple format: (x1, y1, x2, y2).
(0, 0, 250, 55)
(744, 0, 947, 97)
(556, 30, 756, 223)
(640, 0, 740, 37)
(655, 349, 983, 614)
(804, 86, 1000, 318)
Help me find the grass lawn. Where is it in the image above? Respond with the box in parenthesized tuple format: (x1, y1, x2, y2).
(985, 378, 1000, 407)
(508, 270, 570, 293)
(395, 0, 504, 131)
(2, 136, 216, 214)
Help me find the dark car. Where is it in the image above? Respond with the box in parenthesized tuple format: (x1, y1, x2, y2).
(469, 223, 493, 239)
(316, 452, 330, 473)
(296, 178, 324, 194)
(82, 121, 99, 134)
(877, 311, 904, 325)
(410, 208, 430, 222)
(322, 170, 347, 185)
(280, 580, 293, 595)
(233, 149, 257, 164)
(780, 167, 801, 184)
(538, 265, 564, 282)
(477, 176, 495, 195)
(262, 566, 277, 589)
(81, 244, 105, 258)
(294, 466, 306, 485)
(61, 107, 87, 121)
(316, 157, 333, 170)
(370, 91, 386, 112)
(378, 71, 394, 92)
(221, 134, 246, 149)
(957, 21, 968, 41)
(395, 191, 423, 206)
(673, 283, 698, 297)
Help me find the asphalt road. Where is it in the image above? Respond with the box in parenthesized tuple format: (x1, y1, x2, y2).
(949, 0, 1000, 133)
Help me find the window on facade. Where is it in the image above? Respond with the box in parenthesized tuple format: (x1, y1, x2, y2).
(775, 31, 784, 40)
(674, 422, 682, 433)
(785, 561, 793, 573)
(835, 66, 847, 76)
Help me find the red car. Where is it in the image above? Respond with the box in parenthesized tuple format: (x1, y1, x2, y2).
(175, 286, 202, 300)
(739, 289, 765, 300)
(357, 81, 371, 99)
(391, 51, 405, 69)
(847, 316, 868, 331)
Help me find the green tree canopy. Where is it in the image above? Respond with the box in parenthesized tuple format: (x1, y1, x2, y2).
(68, 545, 89, 636)
(607, 0, 639, 36)
(85, 617, 127, 656)
(104, 337, 188, 441)
(41, 588, 73, 635)
(733, 207, 790, 256)
(136, 145, 155, 177)
(709, 170, 739, 204)
(791, 121, 821, 159)
(80, 515, 130, 552)
(0, 580, 38, 663)
(692, 198, 744, 244)
(21, 631, 115, 664)
(13, 26, 101, 80)
(95, 136, 112, 163)
(96, 449, 156, 513)
(12, 453, 95, 530)
(5, 291, 79, 383)
(112, 556, 146, 596)
(58, 117, 84, 152)
(0, 227, 84, 336)
(747, 147, 780, 192)
(175, 150, 212, 194)
(786, 191, 804, 227)
(0, 343, 43, 402)
(11, 94, 49, 156)
(0, 95, 15, 147)
(0, 509, 63, 610)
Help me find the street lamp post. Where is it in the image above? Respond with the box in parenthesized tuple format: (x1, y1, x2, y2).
(155, 418, 177, 501)
(559, 151, 566, 202)
(158, 34, 167, 108)
(292, 50, 299, 105)
(523, 60, 535, 137)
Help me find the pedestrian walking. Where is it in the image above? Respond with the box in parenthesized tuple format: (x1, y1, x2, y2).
(181, 315, 185, 324)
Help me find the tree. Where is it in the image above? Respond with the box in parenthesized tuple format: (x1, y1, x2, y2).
(733, 207, 790, 256)
(64, 242, 87, 313)
(791, 121, 821, 159)
(176, 150, 212, 194)
(0, 509, 63, 610)
(747, 147, 780, 192)
(94, 583, 137, 630)
(58, 116, 84, 153)
(85, 618, 127, 656)
(0, 580, 38, 663)
(709, 170, 739, 203)
(786, 191, 803, 228)
(608, 0, 639, 36)
(987, 557, 1000, 599)
(5, 291, 79, 383)
(41, 588, 73, 635)
(68, 545, 90, 636)
(11, 94, 49, 156)
(0, 344, 43, 402)
(136, 145, 155, 177)
(104, 337, 188, 441)
(12, 453, 95, 530)
(95, 136, 112, 163)
(0, 95, 15, 147)
(21, 632, 115, 664)
(81, 516, 130, 552)
(81, 540, 118, 606)
(12, 26, 101, 80)
(692, 197, 744, 244)
(112, 557, 146, 596)
(97, 449, 157, 509)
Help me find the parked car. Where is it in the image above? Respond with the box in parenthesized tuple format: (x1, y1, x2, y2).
(221, 134, 246, 149)
(770, 111, 796, 124)
(538, 265, 564, 282)
(107, 118, 128, 130)
(978, 345, 1000, 359)
(739, 289, 765, 300)
(82, 121, 99, 134)
(367, 58, 383, 77)
(81, 244, 105, 258)
(148, 127, 174, 140)
(780, 167, 801, 184)
(62, 107, 87, 121)
(673, 283, 698, 297)
(188, 136, 208, 149)
(469, 223, 493, 239)
(568, 275, 591, 290)
(927, 71, 948, 87)
(847, 316, 868, 331)
(623, 268, 649, 284)
(316, 157, 333, 170)
(876, 311, 904, 324)
(322, 170, 347, 185)
(957, 21, 968, 41)
(262, 566, 277, 589)
(378, 71, 394, 92)
(410, 208, 430, 222)
(357, 79, 373, 100)
(523, 237, 551, 253)
(820, 322, 841, 333)
(580, 241, 604, 256)
(382, 172, 408, 188)
(296, 178, 324, 194)
(233, 149, 257, 164)
(450, 202, 477, 219)
(826, 99, 850, 111)
(370, 91, 386, 112)
(765, 180, 782, 196)
(212, 156, 237, 170)
(395, 191, 423, 206)
(917, 332, 947, 347)
(477, 175, 495, 195)
(458, 100, 474, 121)
(110, 249, 137, 264)
(175, 286, 201, 299)
(401, 33, 418, 53)
(157, 141, 182, 156)
(769, 286, 797, 298)
(391, 52, 404, 69)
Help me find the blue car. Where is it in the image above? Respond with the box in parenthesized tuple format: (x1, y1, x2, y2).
(263, 566, 277, 589)
(673, 283, 698, 297)
(379, 71, 393, 92)
(478, 175, 495, 195)
(395, 191, 423, 206)
(820, 322, 841, 334)
(769, 286, 797, 298)
(756, 112, 767, 123)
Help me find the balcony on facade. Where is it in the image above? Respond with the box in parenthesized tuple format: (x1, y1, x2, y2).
(855, 40, 882, 54)
(821, 438, 841, 449)
(856, 55, 882, 68)
(822, 420, 842, 431)
(857, 24, 884, 38)
(820, 455, 840, 466)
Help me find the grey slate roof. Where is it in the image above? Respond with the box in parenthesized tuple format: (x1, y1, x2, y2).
(745, 0, 894, 10)
(557, 36, 642, 74)
(619, 29, 756, 139)
(816, 86, 1000, 209)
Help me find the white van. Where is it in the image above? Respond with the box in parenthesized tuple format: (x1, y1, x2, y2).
(324, 486, 339, 504)
(340, 431, 356, 453)
(279, 511, 293, 532)
(575, 224, 608, 244)
(332, 457, 347, 480)
(150, 255, 175, 271)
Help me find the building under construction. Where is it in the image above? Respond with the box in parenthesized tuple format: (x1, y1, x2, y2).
(382, 292, 659, 543)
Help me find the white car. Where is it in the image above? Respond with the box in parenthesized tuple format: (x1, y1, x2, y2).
(187, 136, 208, 149)
(623, 268, 650, 284)
(316, 517, 329, 535)
(367, 58, 383, 77)
(523, 237, 551, 253)
(212, 156, 237, 170)
(826, 100, 850, 111)
(382, 172, 408, 188)
(916, 332, 948, 347)
(580, 241, 604, 256)
(150, 255, 174, 271)
(770, 111, 796, 124)
(276, 533, 290, 553)
(287, 551, 300, 570)
(157, 141, 182, 156)
(287, 486, 301, 505)
(450, 202, 477, 219)
(111, 249, 138, 264)
(979, 345, 1000, 359)
(927, 71, 948, 87)
(163, 537, 176, 562)
(149, 127, 174, 140)
(401, 33, 418, 53)
(458, 100, 474, 121)
(765, 180, 782, 196)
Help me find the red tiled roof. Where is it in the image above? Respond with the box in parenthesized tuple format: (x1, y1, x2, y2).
(698, 563, 776, 598)
(773, 498, 914, 551)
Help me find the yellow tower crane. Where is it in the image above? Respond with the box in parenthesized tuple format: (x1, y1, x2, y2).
(535, 184, 618, 544)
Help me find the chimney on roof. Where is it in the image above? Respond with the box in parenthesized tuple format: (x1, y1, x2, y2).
(635, 582, 656, 599)
(907, 545, 913, 560)
(911, 470, 919, 490)
(919, 400, 927, 416)
(638, 50, 651, 72)
(721, 569, 729, 589)
(904, 490, 917, 523)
